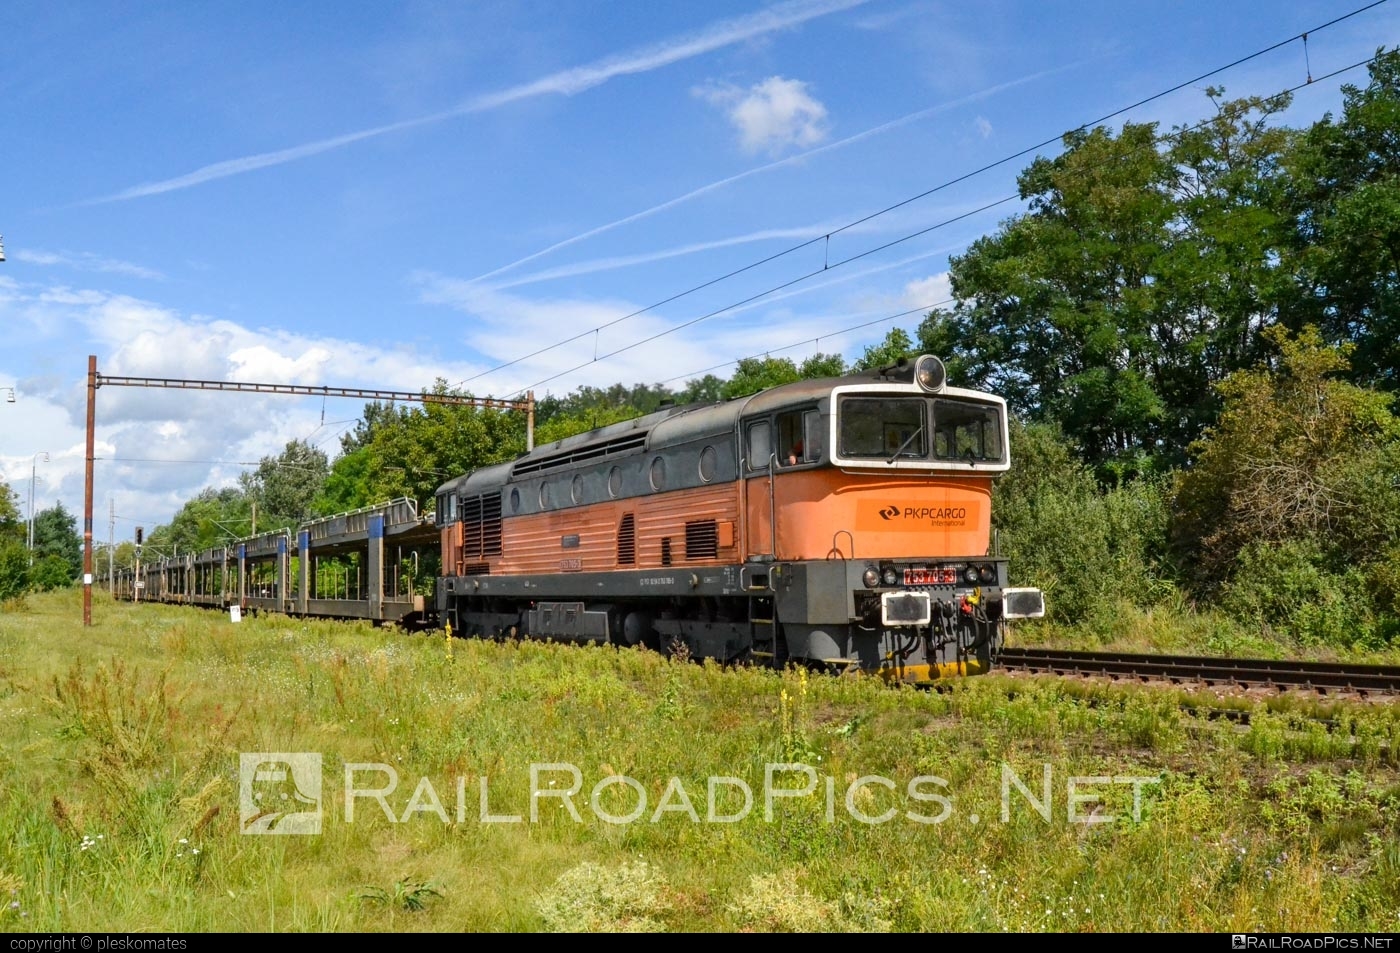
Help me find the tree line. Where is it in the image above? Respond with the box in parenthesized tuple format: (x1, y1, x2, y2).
(5, 51, 1398, 646)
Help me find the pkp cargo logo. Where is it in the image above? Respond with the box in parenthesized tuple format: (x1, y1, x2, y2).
(876, 503, 969, 523)
(857, 499, 979, 532)
(240, 752, 322, 834)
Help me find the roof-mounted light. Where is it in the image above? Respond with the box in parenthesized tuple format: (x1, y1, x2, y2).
(915, 355, 947, 392)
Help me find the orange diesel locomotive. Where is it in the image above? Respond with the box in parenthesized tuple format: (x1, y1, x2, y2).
(434, 355, 1043, 682)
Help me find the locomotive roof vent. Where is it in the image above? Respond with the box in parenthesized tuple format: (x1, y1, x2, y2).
(876, 356, 911, 381)
(512, 431, 649, 477)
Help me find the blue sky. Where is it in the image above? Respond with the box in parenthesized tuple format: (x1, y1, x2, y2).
(2, 0, 1396, 540)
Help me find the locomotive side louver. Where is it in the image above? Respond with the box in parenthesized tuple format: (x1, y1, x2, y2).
(685, 519, 718, 560)
(481, 493, 502, 556)
(617, 513, 636, 565)
(462, 495, 482, 557)
(461, 493, 503, 559)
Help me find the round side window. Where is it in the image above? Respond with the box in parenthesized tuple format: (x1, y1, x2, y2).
(539, 481, 551, 509)
(509, 487, 521, 513)
(570, 473, 584, 505)
(649, 457, 666, 491)
(608, 466, 623, 498)
(699, 445, 717, 483)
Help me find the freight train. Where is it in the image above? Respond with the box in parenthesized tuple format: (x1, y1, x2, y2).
(108, 356, 1043, 683)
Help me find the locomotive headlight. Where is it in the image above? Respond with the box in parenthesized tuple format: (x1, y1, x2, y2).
(963, 565, 980, 584)
(978, 564, 996, 584)
(915, 355, 947, 392)
(882, 567, 899, 587)
(862, 567, 880, 589)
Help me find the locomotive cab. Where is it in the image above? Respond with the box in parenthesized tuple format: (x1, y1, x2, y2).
(739, 355, 1043, 681)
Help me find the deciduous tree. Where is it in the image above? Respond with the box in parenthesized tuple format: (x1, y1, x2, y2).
(32, 502, 81, 581)
(1282, 48, 1400, 389)
(920, 90, 1294, 476)
(238, 439, 330, 530)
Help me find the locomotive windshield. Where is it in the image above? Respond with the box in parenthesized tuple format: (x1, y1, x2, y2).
(931, 398, 1004, 463)
(838, 395, 1005, 464)
(839, 398, 926, 458)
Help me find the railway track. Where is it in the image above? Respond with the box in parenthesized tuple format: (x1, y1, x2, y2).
(996, 647, 1400, 696)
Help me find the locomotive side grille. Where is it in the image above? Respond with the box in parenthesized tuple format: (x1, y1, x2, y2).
(461, 562, 490, 576)
(661, 537, 673, 567)
(461, 495, 483, 558)
(481, 493, 502, 556)
(617, 513, 636, 565)
(460, 493, 503, 559)
(685, 519, 718, 560)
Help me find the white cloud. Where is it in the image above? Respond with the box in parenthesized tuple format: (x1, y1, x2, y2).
(0, 278, 508, 534)
(974, 116, 993, 138)
(853, 1, 935, 31)
(414, 270, 872, 397)
(226, 344, 336, 384)
(13, 248, 164, 280)
(84, 0, 869, 204)
(901, 273, 953, 310)
(472, 63, 1076, 284)
(489, 224, 836, 290)
(698, 76, 830, 155)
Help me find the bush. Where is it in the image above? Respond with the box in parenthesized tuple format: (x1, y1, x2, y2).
(1218, 540, 1387, 648)
(727, 873, 892, 932)
(536, 861, 672, 932)
(996, 421, 1174, 623)
(27, 554, 75, 592)
(0, 540, 27, 602)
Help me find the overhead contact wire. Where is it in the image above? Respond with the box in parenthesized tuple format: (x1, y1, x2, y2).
(455, 0, 1389, 392)
(507, 50, 1384, 398)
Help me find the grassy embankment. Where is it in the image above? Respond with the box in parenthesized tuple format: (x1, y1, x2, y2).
(0, 589, 1398, 931)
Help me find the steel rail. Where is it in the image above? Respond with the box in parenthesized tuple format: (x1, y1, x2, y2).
(997, 647, 1400, 695)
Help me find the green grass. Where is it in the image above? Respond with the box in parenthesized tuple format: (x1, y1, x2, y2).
(1, 589, 1398, 931)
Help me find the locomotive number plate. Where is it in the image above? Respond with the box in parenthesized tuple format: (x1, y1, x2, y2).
(903, 567, 956, 585)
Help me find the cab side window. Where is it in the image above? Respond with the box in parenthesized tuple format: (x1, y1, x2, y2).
(777, 412, 801, 466)
(776, 409, 820, 466)
(802, 410, 823, 462)
(746, 420, 772, 470)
